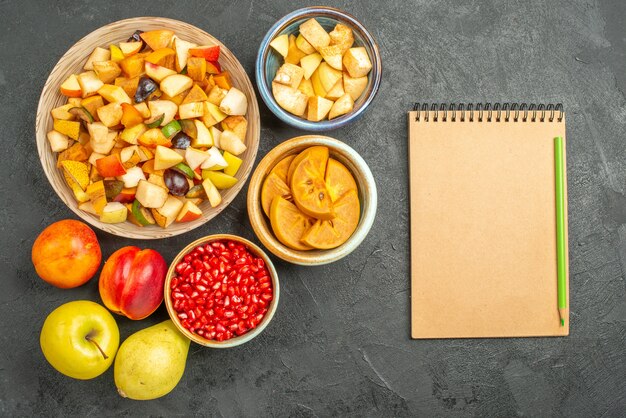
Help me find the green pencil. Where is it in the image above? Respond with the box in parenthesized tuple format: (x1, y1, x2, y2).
(554, 136, 567, 326)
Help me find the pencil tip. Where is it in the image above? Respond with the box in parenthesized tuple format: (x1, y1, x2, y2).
(560, 319, 564, 326)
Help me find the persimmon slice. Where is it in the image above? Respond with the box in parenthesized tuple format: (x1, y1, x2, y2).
(290, 146, 334, 220)
(270, 154, 295, 183)
(287, 146, 328, 186)
(325, 158, 357, 202)
(301, 189, 360, 249)
(270, 196, 314, 251)
(261, 172, 292, 217)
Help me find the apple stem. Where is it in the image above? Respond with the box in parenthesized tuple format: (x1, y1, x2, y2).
(85, 335, 108, 360)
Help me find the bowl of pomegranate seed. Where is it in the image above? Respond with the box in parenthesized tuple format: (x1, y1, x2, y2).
(165, 234, 279, 347)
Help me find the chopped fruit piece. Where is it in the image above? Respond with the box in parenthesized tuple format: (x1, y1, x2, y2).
(77, 71, 104, 98)
(93, 60, 122, 83)
(110, 44, 124, 62)
(316, 62, 342, 93)
(97, 84, 131, 103)
(343, 72, 368, 101)
(133, 102, 150, 118)
(69, 106, 94, 123)
(144, 61, 176, 82)
(213, 71, 232, 90)
(209, 126, 221, 148)
(47, 130, 70, 152)
(104, 179, 124, 200)
(201, 147, 227, 170)
(262, 172, 292, 217)
(173, 37, 197, 72)
(272, 82, 308, 116)
(80, 96, 105, 119)
(118, 166, 146, 188)
(120, 146, 141, 168)
(274, 63, 305, 89)
(299, 18, 330, 50)
(140, 30, 175, 51)
(219, 130, 247, 156)
(300, 53, 323, 80)
(53, 119, 81, 140)
(205, 61, 221, 74)
(301, 190, 360, 249)
(84, 47, 111, 70)
(328, 93, 354, 120)
(329, 23, 354, 53)
(100, 202, 128, 224)
(269, 34, 289, 57)
(57, 142, 90, 167)
(154, 145, 184, 170)
(290, 146, 334, 219)
(202, 101, 227, 126)
(138, 128, 171, 148)
(114, 76, 140, 98)
(188, 45, 220, 61)
(342, 47, 372, 78)
(178, 101, 205, 120)
(307, 96, 333, 122)
(181, 84, 208, 104)
(285, 34, 307, 65)
(130, 199, 156, 226)
(222, 152, 242, 177)
(325, 78, 345, 101)
(160, 74, 193, 97)
(51, 104, 75, 121)
(119, 41, 143, 56)
(296, 34, 316, 54)
(136, 179, 168, 208)
(219, 87, 247, 115)
(173, 162, 194, 179)
(151, 195, 183, 228)
(201, 178, 222, 207)
(270, 197, 314, 251)
(147, 100, 178, 126)
(63, 170, 90, 202)
(297, 78, 315, 98)
(161, 120, 181, 139)
(96, 102, 123, 127)
(120, 103, 143, 128)
(207, 85, 227, 106)
(120, 123, 147, 145)
(221, 115, 247, 140)
(96, 153, 126, 177)
(318, 44, 343, 70)
(119, 54, 145, 79)
(145, 47, 176, 69)
(86, 180, 107, 215)
(192, 120, 213, 148)
(186, 184, 206, 198)
(325, 158, 357, 202)
(141, 159, 162, 176)
(78, 201, 98, 215)
(145, 113, 165, 128)
(60, 74, 82, 97)
(184, 147, 210, 170)
(186, 57, 206, 81)
(61, 160, 90, 191)
(176, 201, 202, 222)
(202, 171, 237, 189)
(113, 187, 137, 203)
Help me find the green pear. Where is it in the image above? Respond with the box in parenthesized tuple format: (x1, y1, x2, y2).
(114, 320, 190, 400)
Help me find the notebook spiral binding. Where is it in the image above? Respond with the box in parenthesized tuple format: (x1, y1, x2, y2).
(412, 103, 564, 123)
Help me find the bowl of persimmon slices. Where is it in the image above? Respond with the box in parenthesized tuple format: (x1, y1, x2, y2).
(247, 135, 377, 265)
(36, 17, 260, 239)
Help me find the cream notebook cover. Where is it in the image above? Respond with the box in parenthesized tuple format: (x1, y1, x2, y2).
(408, 104, 569, 338)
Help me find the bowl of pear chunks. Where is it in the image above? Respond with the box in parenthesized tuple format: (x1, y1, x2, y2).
(256, 7, 382, 131)
(36, 17, 260, 239)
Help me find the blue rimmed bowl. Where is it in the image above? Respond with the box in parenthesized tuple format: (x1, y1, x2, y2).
(256, 7, 382, 131)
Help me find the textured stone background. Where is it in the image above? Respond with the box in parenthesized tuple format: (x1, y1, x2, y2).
(1, 0, 624, 416)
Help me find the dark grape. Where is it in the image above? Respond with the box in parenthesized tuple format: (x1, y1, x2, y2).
(171, 132, 192, 149)
(134, 77, 158, 103)
(164, 169, 190, 196)
(127, 30, 146, 50)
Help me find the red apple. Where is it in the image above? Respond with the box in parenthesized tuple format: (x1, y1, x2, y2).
(96, 154, 127, 177)
(112, 187, 137, 203)
(206, 61, 221, 74)
(32, 220, 101, 288)
(189, 45, 220, 61)
(99, 246, 167, 320)
(176, 201, 202, 222)
(60, 74, 82, 97)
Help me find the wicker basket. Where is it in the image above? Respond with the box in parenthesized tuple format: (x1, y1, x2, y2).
(35, 17, 260, 239)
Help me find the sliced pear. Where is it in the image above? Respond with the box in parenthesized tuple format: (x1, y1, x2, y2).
(173, 37, 197, 72)
(219, 87, 248, 116)
(136, 179, 168, 208)
(178, 101, 205, 119)
(272, 82, 308, 116)
(202, 171, 238, 189)
(200, 147, 228, 170)
(328, 93, 354, 120)
(184, 147, 210, 170)
(202, 178, 222, 207)
(148, 100, 178, 126)
(219, 130, 247, 156)
(192, 119, 213, 148)
(160, 74, 193, 97)
(154, 145, 184, 170)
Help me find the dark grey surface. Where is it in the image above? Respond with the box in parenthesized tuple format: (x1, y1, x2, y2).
(0, 0, 624, 416)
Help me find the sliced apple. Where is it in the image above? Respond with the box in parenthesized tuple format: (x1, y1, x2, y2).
(46, 130, 70, 152)
(299, 18, 330, 50)
(328, 93, 354, 120)
(219, 130, 247, 156)
(176, 200, 203, 222)
(118, 166, 146, 188)
(202, 177, 222, 207)
(269, 34, 289, 57)
(119, 41, 142, 56)
(173, 38, 197, 72)
(188, 45, 221, 61)
(343, 72, 368, 101)
(295, 34, 316, 54)
(160, 74, 193, 97)
(200, 146, 227, 170)
(144, 61, 176, 83)
(272, 82, 308, 116)
(219, 87, 248, 116)
(96, 102, 123, 127)
(91, 131, 117, 155)
(84, 47, 110, 70)
(307, 96, 334, 122)
(77, 71, 104, 98)
(300, 53, 323, 80)
(274, 63, 304, 89)
(154, 145, 184, 170)
(136, 179, 168, 208)
(97, 84, 132, 103)
(140, 30, 175, 51)
(178, 101, 205, 120)
(148, 100, 178, 126)
(184, 147, 210, 170)
(202, 171, 237, 189)
(203, 101, 227, 126)
(100, 202, 128, 224)
(120, 123, 147, 145)
(342, 47, 372, 78)
(192, 120, 213, 148)
(151, 195, 184, 228)
(325, 78, 345, 101)
(60, 74, 82, 97)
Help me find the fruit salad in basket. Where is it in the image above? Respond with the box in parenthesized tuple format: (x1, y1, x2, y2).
(47, 29, 250, 228)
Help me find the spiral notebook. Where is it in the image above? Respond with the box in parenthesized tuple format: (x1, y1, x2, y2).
(408, 103, 569, 339)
